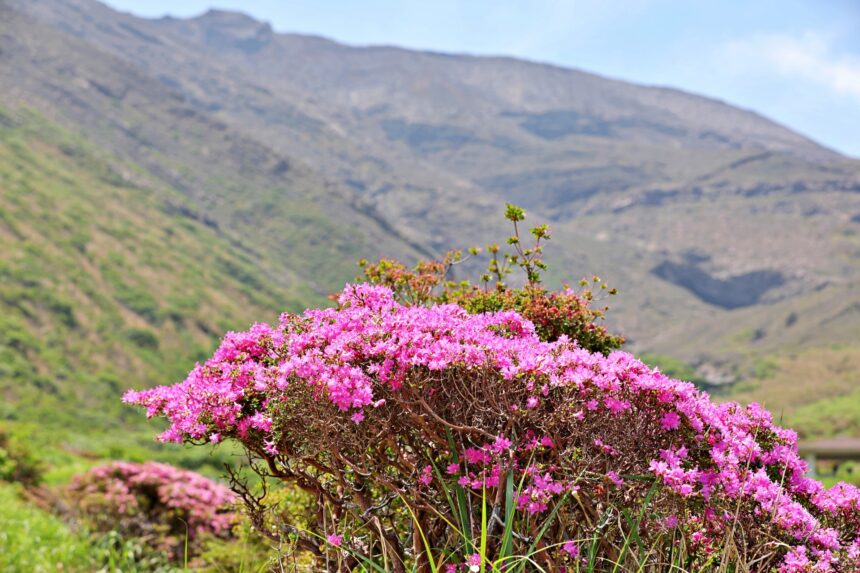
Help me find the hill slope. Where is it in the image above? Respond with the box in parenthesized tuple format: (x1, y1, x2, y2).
(0, 107, 299, 431)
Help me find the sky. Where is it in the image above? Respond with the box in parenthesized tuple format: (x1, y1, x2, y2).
(103, 0, 860, 157)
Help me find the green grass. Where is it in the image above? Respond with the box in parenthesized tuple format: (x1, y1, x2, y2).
(252, 474, 800, 573)
(0, 481, 204, 572)
(0, 483, 95, 572)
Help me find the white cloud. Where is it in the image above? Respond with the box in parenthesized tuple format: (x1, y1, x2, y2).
(723, 32, 860, 102)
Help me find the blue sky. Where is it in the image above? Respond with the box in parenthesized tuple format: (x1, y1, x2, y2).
(104, 0, 860, 157)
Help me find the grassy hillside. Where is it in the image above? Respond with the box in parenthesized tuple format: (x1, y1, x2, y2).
(0, 107, 311, 443)
(2, 103, 857, 447)
(0, 4, 425, 450)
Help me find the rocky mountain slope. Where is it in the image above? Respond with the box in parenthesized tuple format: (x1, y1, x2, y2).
(2, 0, 860, 437)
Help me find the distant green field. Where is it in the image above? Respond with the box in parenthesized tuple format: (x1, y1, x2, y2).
(728, 345, 860, 439)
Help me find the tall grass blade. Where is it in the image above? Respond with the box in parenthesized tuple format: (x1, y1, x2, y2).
(446, 429, 474, 555)
(499, 471, 515, 560)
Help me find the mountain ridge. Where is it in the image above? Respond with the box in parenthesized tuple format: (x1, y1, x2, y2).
(156, 5, 844, 160)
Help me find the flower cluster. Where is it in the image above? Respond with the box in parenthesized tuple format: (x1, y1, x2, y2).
(126, 284, 544, 442)
(68, 461, 236, 560)
(126, 285, 860, 571)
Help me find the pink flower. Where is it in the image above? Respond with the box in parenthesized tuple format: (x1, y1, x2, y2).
(490, 435, 512, 454)
(661, 411, 681, 431)
(663, 515, 678, 528)
(68, 461, 237, 551)
(418, 465, 433, 486)
(263, 440, 279, 456)
(464, 448, 491, 465)
(326, 533, 342, 547)
(562, 540, 579, 557)
(604, 397, 630, 414)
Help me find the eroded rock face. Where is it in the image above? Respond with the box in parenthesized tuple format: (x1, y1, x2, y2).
(504, 109, 688, 142)
(380, 119, 482, 153)
(651, 261, 785, 310)
(194, 9, 275, 54)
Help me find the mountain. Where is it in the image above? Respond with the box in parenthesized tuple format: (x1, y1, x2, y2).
(2, 0, 860, 439)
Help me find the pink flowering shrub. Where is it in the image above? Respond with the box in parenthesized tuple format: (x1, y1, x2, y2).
(67, 461, 237, 561)
(125, 285, 860, 571)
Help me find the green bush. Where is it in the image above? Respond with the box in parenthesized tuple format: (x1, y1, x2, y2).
(125, 328, 160, 350)
(0, 425, 43, 487)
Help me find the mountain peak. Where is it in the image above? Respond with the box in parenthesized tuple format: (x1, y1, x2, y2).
(189, 8, 273, 53)
(194, 8, 260, 25)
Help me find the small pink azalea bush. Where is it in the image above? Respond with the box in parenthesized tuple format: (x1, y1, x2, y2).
(125, 285, 860, 571)
(67, 461, 237, 560)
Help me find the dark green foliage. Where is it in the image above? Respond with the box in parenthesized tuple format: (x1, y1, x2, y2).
(125, 328, 159, 350)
